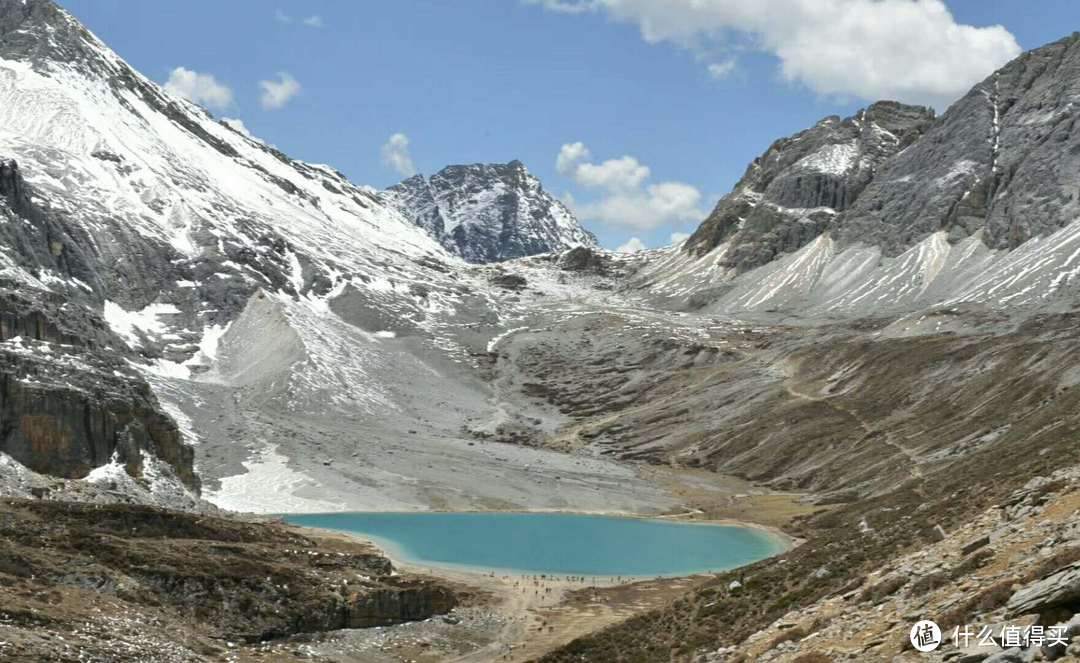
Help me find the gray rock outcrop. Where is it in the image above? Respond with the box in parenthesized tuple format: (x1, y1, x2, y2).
(683, 101, 935, 269)
(837, 33, 1080, 254)
(684, 32, 1080, 269)
(1007, 562, 1080, 617)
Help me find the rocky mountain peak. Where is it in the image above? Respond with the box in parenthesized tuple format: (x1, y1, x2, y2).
(835, 31, 1080, 255)
(0, 0, 460, 499)
(0, 0, 110, 73)
(641, 33, 1080, 318)
(383, 160, 597, 263)
(683, 32, 1080, 273)
(682, 100, 935, 268)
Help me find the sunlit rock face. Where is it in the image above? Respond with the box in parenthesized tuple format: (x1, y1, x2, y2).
(384, 160, 597, 263)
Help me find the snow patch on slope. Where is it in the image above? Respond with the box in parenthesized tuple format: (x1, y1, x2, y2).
(205, 443, 346, 514)
(104, 301, 180, 348)
(794, 142, 858, 175)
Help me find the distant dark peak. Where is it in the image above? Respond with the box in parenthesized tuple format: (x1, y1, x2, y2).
(437, 161, 526, 178)
(860, 101, 935, 139)
(383, 160, 596, 263)
(864, 99, 934, 120)
(0, 158, 22, 199)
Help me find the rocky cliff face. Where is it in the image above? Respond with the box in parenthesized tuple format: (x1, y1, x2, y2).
(0, 177, 199, 493)
(346, 579, 458, 628)
(383, 161, 597, 263)
(0, 365, 198, 490)
(836, 32, 1080, 254)
(649, 33, 1080, 317)
(683, 101, 935, 269)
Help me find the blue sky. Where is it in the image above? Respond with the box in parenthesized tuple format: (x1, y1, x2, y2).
(62, 1, 1080, 251)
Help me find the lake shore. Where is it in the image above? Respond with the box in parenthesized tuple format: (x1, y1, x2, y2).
(293, 522, 720, 662)
(279, 464, 807, 561)
(278, 471, 808, 661)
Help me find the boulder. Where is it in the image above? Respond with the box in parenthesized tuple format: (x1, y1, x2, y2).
(1041, 614, 1080, 660)
(962, 535, 991, 556)
(982, 648, 1023, 663)
(488, 273, 527, 291)
(557, 246, 609, 275)
(1007, 563, 1080, 617)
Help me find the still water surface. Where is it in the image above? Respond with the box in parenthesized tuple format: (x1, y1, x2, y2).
(285, 511, 786, 577)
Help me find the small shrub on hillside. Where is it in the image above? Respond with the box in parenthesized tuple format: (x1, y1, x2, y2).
(907, 570, 950, 597)
(1022, 547, 1080, 583)
(765, 626, 808, 651)
(937, 579, 1016, 628)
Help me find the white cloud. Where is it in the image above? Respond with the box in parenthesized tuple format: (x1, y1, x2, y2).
(559, 143, 651, 192)
(222, 117, 254, 139)
(556, 141, 591, 175)
(278, 10, 323, 28)
(670, 231, 691, 245)
(164, 67, 233, 110)
(524, 0, 599, 14)
(707, 58, 737, 79)
(259, 72, 301, 110)
(574, 181, 702, 230)
(616, 237, 647, 253)
(527, 0, 1021, 108)
(557, 142, 703, 230)
(381, 133, 416, 177)
(574, 156, 650, 191)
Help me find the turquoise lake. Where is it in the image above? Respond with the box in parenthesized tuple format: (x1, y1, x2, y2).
(284, 512, 786, 577)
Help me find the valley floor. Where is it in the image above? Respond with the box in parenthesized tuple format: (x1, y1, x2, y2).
(268, 525, 709, 663)
(13, 254, 1080, 662)
(244, 516, 751, 663)
(243, 464, 808, 663)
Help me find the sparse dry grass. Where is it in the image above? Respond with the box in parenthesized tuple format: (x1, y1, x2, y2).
(541, 313, 1080, 662)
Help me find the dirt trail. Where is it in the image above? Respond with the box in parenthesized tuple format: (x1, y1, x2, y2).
(784, 379, 924, 480)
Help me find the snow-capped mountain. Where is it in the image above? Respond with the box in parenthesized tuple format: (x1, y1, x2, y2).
(11, 0, 1080, 518)
(0, 0, 465, 501)
(639, 33, 1080, 318)
(0, 0, 672, 515)
(382, 161, 597, 263)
